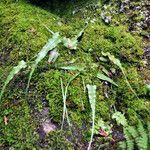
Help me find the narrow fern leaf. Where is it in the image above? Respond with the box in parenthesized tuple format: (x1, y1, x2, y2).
(102, 52, 139, 99)
(26, 32, 61, 92)
(60, 66, 85, 71)
(60, 78, 70, 130)
(61, 73, 80, 130)
(0, 60, 27, 101)
(101, 52, 123, 70)
(87, 84, 96, 150)
(97, 72, 118, 87)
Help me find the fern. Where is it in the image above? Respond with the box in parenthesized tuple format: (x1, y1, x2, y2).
(118, 141, 127, 150)
(124, 128, 134, 150)
(60, 73, 80, 130)
(0, 60, 27, 103)
(136, 121, 148, 150)
(26, 32, 61, 92)
(127, 126, 138, 140)
(147, 122, 150, 144)
(112, 111, 127, 127)
(101, 52, 139, 99)
(120, 121, 150, 150)
(87, 84, 96, 150)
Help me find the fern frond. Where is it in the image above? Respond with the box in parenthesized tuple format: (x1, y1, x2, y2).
(147, 121, 150, 149)
(147, 122, 150, 141)
(118, 141, 126, 150)
(136, 121, 148, 150)
(127, 126, 138, 140)
(122, 121, 150, 150)
(124, 128, 134, 150)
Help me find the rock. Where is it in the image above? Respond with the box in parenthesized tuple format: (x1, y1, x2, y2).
(144, 47, 150, 57)
(38, 119, 57, 139)
(42, 120, 57, 134)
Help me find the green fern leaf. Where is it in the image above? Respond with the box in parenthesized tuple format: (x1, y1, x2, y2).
(136, 121, 148, 150)
(124, 128, 134, 150)
(127, 126, 138, 140)
(147, 121, 150, 144)
(87, 84, 96, 150)
(112, 111, 127, 127)
(118, 141, 127, 150)
(26, 32, 61, 92)
(0, 60, 27, 102)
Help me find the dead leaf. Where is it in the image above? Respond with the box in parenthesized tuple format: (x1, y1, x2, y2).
(99, 129, 108, 137)
(4, 116, 8, 125)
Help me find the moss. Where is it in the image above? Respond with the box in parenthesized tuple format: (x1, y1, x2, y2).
(111, 67, 150, 122)
(80, 24, 143, 63)
(46, 130, 74, 149)
(116, 67, 146, 100)
(0, 0, 83, 66)
(0, 93, 38, 149)
(0, 0, 150, 148)
(127, 109, 139, 125)
(0, 1, 52, 65)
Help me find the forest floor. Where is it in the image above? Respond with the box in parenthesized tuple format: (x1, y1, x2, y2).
(0, 0, 150, 149)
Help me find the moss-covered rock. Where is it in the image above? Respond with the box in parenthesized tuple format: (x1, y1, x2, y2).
(0, 93, 38, 149)
(0, 0, 150, 149)
(80, 24, 143, 63)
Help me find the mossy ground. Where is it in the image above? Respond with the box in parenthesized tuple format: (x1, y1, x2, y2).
(0, 0, 150, 149)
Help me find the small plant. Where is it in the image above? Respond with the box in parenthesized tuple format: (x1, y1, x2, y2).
(60, 73, 80, 130)
(95, 118, 112, 136)
(0, 60, 27, 103)
(87, 84, 96, 150)
(112, 111, 150, 150)
(102, 52, 139, 99)
(26, 32, 61, 92)
(112, 111, 127, 127)
(118, 121, 150, 150)
(26, 27, 86, 92)
(97, 72, 118, 87)
(62, 25, 87, 50)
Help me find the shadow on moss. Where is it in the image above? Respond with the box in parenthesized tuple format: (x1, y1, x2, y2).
(28, 0, 96, 16)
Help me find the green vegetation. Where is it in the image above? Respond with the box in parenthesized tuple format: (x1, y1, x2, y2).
(118, 121, 150, 150)
(0, 60, 27, 102)
(86, 84, 96, 150)
(0, 0, 150, 149)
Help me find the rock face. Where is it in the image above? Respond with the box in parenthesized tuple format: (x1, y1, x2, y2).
(101, 0, 150, 34)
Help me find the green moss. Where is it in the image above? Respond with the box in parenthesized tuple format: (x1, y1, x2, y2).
(0, 0, 83, 66)
(116, 67, 146, 100)
(0, 94, 38, 149)
(111, 67, 150, 121)
(46, 130, 74, 149)
(80, 24, 143, 63)
(127, 109, 139, 125)
(0, 0, 150, 148)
